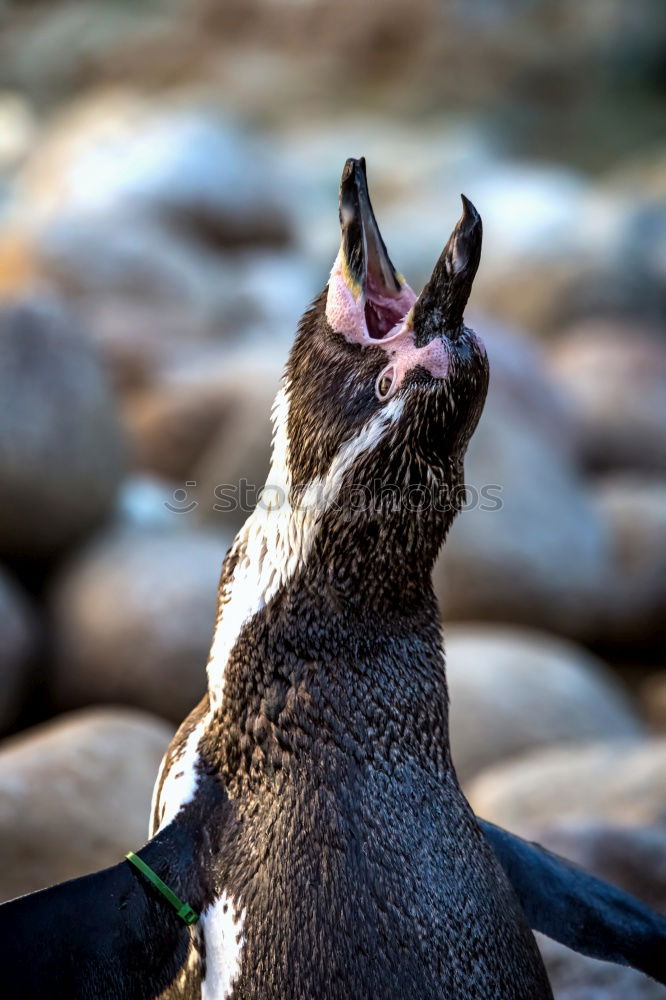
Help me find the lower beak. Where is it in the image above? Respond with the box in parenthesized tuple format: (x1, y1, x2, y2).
(339, 157, 402, 298)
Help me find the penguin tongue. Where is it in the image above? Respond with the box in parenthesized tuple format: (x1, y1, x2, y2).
(339, 157, 408, 339)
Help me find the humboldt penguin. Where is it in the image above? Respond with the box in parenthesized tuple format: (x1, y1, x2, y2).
(0, 158, 664, 1000)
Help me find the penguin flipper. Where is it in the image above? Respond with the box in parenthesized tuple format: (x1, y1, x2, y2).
(0, 825, 195, 1000)
(480, 818, 666, 985)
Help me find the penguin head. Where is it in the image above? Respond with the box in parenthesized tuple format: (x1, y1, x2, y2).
(282, 158, 489, 548)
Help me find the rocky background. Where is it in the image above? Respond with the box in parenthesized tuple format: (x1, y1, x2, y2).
(0, 1, 665, 995)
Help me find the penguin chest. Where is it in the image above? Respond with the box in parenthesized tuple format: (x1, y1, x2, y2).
(197, 774, 552, 1000)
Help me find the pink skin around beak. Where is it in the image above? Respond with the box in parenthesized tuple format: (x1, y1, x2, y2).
(325, 255, 450, 399)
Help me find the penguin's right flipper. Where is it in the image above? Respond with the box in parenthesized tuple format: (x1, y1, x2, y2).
(0, 821, 199, 1000)
(480, 818, 666, 985)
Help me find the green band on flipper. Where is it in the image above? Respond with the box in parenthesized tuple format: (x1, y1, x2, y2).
(125, 851, 199, 925)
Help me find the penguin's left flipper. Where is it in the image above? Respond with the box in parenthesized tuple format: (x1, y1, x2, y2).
(0, 821, 198, 1000)
(480, 818, 666, 985)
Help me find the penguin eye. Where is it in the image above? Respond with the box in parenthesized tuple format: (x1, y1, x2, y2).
(376, 366, 396, 402)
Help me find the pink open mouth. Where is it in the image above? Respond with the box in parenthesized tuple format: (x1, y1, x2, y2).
(364, 272, 413, 340)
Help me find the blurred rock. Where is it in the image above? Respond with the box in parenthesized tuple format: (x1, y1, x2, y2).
(0, 5, 156, 104)
(604, 154, 666, 320)
(14, 91, 291, 247)
(472, 176, 666, 333)
(0, 567, 35, 733)
(0, 227, 38, 298)
(123, 373, 231, 481)
(474, 257, 574, 336)
(51, 528, 231, 722)
(37, 217, 234, 328)
(31, 235, 314, 390)
(476, 250, 666, 336)
(75, 298, 208, 395)
(456, 162, 592, 267)
(640, 673, 666, 733)
(221, 249, 320, 343)
(591, 476, 666, 644)
(112, 474, 193, 534)
(31, 221, 316, 340)
(468, 316, 577, 452)
(194, 360, 280, 530)
(0, 297, 125, 557)
(547, 322, 666, 474)
(435, 323, 608, 639)
(1, 0, 661, 143)
(0, 707, 172, 903)
(605, 147, 666, 202)
(121, 351, 280, 501)
(536, 821, 666, 913)
(0, 92, 37, 173)
(467, 739, 666, 832)
(3, 92, 318, 389)
(537, 934, 666, 1000)
(446, 625, 642, 783)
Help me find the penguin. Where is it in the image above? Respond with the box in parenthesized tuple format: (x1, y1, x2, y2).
(0, 157, 664, 999)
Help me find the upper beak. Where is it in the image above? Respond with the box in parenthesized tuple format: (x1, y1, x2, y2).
(411, 194, 483, 345)
(338, 157, 402, 298)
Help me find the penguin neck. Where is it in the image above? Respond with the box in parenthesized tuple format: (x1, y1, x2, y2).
(205, 490, 453, 792)
(200, 382, 459, 788)
(206, 492, 448, 679)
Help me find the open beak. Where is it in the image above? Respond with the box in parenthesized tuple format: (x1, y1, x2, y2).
(332, 158, 482, 348)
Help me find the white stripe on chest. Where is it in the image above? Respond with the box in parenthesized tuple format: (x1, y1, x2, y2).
(206, 384, 404, 705)
(200, 894, 246, 1000)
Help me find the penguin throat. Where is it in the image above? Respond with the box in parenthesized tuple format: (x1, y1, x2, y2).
(364, 271, 410, 339)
